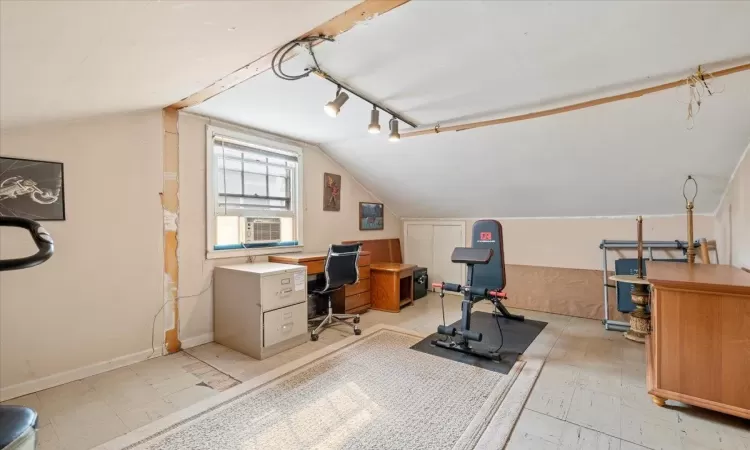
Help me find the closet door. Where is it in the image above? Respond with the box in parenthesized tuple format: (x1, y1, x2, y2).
(405, 223, 434, 271)
(431, 225, 464, 287)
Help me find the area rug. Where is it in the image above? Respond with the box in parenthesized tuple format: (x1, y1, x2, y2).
(97, 325, 542, 450)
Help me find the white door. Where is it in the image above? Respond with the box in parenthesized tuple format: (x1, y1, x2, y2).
(431, 225, 464, 286)
(405, 222, 464, 290)
(405, 224, 434, 271)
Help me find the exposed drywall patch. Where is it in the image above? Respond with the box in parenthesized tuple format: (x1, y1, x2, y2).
(164, 209, 178, 232)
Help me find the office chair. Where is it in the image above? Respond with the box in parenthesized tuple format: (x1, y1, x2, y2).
(309, 243, 363, 341)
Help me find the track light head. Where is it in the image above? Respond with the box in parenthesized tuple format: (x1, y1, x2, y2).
(388, 118, 400, 142)
(368, 107, 381, 134)
(324, 89, 349, 117)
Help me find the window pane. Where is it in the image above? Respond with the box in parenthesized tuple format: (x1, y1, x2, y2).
(268, 175, 288, 198)
(243, 161, 267, 175)
(224, 170, 242, 194)
(267, 165, 289, 176)
(244, 173, 267, 196)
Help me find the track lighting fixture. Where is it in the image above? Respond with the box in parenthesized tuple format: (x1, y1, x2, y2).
(368, 106, 381, 134)
(324, 88, 349, 117)
(388, 118, 400, 142)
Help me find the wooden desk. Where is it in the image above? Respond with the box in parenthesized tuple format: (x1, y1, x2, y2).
(370, 263, 416, 312)
(268, 252, 372, 314)
(646, 261, 750, 419)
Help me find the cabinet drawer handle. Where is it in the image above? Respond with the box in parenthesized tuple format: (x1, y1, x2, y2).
(280, 288, 293, 296)
(281, 322, 293, 333)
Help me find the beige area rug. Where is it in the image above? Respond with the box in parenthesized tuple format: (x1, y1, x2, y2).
(96, 325, 543, 450)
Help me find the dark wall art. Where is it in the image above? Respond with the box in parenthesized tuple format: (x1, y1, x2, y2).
(0, 157, 66, 220)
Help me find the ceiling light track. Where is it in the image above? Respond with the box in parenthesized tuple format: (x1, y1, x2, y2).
(312, 69, 417, 128)
(271, 36, 417, 141)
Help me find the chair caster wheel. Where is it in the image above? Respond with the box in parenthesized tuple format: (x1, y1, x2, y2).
(354, 316, 360, 324)
(311, 333, 319, 341)
(354, 328, 362, 336)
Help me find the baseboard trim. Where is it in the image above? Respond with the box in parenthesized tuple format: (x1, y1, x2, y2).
(181, 333, 214, 350)
(0, 347, 159, 402)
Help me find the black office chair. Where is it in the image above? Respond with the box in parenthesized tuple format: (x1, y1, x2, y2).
(309, 243, 363, 340)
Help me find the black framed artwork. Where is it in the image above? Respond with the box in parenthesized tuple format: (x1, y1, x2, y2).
(0, 157, 66, 220)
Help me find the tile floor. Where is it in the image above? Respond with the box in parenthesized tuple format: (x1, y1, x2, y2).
(3, 293, 748, 449)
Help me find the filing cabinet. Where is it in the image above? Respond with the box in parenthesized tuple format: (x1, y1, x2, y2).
(214, 262, 308, 360)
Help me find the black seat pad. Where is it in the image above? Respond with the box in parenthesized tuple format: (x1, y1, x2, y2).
(0, 405, 37, 448)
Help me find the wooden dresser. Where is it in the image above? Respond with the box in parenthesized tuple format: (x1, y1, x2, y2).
(268, 251, 372, 314)
(646, 261, 750, 419)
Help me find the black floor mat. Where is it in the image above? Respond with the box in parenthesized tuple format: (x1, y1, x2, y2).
(410, 311, 548, 374)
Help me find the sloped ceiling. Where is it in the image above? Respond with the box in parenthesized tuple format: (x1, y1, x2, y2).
(189, 1, 750, 217)
(0, 0, 356, 128)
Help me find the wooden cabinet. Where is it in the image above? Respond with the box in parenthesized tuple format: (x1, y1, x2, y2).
(646, 261, 750, 419)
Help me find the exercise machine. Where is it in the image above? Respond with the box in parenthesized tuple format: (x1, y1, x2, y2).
(0, 217, 54, 450)
(431, 220, 523, 362)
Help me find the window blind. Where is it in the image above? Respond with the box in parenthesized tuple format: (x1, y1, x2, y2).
(213, 135, 298, 214)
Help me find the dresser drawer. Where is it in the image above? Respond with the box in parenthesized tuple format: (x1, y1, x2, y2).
(262, 270, 306, 312)
(263, 303, 307, 348)
(345, 292, 371, 311)
(345, 278, 370, 296)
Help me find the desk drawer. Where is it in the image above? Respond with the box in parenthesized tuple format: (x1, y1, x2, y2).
(263, 302, 307, 348)
(345, 292, 371, 311)
(358, 254, 371, 266)
(358, 266, 370, 280)
(345, 278, 370, 296)
(262, 270, 306, 312)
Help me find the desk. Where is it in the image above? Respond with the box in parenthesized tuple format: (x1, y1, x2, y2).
(370, 263, 416, 312)
(646, 261, 750, 418)
(269, 252, 372, 314)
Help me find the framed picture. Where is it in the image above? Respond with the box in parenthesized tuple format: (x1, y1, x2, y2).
(323, 172, 341, 212)
(359, 202, 384, 230)
(0, 157, 66, 220)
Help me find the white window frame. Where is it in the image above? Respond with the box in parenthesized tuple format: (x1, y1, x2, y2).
(206, 125, 304, 259)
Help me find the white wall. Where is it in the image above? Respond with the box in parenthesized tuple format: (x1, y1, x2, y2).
(0, 112, 164, 399)
(715, 144, 750, 269)
(404, 215, 715, 271)
(177, 113, 400, 342)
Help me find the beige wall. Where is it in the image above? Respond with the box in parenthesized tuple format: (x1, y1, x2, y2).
(177, 113, 400, 342)
(0, 112, 164, 396)
(404, 216, 715, 271)
(715, 145, 750, 269)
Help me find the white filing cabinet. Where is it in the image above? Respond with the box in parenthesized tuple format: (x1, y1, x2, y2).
(213, 263, 308, 360)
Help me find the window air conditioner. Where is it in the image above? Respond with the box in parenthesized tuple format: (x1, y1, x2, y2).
(245, 218, 282, 244)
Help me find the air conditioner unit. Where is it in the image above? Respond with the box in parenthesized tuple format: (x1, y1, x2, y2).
(245, 218, 282, 244)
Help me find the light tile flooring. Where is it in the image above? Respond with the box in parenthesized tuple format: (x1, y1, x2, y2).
(3, 293, 748, 449)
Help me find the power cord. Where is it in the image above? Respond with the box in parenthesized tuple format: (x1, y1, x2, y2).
(271, 35, 334, 81)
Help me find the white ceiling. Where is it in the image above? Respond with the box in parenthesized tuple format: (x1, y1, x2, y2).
(0, 0, 356, 128)
(189, 1, 750, 217)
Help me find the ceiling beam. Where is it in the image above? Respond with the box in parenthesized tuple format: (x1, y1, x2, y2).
(401, 61, 750, 139)
(169, 0, 410, 109)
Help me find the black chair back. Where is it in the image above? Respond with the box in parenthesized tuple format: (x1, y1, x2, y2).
(471, 220, 507, 291)
(321, 243, 362, 293)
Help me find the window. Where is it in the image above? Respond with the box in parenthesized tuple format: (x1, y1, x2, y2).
(206, 126, 303, 257)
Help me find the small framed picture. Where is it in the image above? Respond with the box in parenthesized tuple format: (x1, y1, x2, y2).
(359, 202, 384, 231)
(0, 157, 66, 220)
(323, 173, 341, 211)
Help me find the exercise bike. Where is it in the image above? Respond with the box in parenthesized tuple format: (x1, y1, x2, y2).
(0, 217, 54, 450)
(431, 220, 523, 362)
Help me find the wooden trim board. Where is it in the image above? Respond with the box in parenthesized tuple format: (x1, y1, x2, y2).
(169, 0, 410, 109)
(162, 108, 181, 353)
